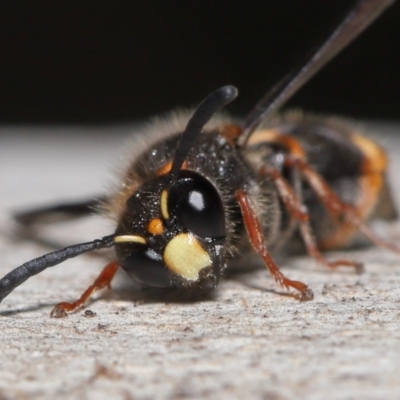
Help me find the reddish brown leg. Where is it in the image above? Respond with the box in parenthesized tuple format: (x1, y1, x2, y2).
(237, 189, 313, 301)
(50, 261, 119, 318)
(284, 155, 400, 254)
(260, 165, 363, 273)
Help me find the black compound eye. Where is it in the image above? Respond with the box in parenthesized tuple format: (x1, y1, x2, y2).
(168, 171, 226, 239)
(120, 248, 172, 288)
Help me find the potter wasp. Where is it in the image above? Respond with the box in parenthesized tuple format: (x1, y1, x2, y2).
(0, 0, 397, 317)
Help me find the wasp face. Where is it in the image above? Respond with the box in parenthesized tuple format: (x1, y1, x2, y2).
(114, 170, 226, 289)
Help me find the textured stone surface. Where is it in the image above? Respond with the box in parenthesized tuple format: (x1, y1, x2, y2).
(0, 122, 400, 400)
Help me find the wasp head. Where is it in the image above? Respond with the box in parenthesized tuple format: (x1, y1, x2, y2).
(114, 170, 226, 289)
(114, 86, 238, 289)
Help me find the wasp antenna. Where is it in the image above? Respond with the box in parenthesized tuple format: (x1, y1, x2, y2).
(170, 85, 238, 176)
(238, 0, 395, 147)
(0, 235, 115, 303)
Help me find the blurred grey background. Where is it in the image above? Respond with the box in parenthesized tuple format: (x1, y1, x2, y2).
(1, 0, 400, 125)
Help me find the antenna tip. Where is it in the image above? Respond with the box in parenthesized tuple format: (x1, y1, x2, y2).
(218, 85, 239, 103)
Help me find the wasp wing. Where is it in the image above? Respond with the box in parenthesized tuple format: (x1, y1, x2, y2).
(14, 196, 107, 226)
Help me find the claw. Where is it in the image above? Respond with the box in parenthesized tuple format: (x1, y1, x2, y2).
(299, 288, 314, 302)
(353, 262, 364, 275)
(50, 305, 68, 318)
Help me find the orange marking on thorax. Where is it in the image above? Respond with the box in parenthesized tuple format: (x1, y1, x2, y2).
(248, 129, 306, 158)
(219, 124, 243, 145)
(157, 161, 188, 176)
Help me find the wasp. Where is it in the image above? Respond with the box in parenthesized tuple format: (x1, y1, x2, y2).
(0, 0, 397, 317)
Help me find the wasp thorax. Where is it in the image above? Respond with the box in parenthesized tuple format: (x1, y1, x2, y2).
(114, 171, 226, 288)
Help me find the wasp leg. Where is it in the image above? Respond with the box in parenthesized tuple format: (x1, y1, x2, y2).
(50, 261, 119, 318)
(236, 189, 313, 301)
(259, 165, 363, 273)
(284, 155, 400, 254)
(14, 196, 107, 226)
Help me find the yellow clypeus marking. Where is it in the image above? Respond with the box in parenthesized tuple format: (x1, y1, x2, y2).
(164, 233, 212, 281)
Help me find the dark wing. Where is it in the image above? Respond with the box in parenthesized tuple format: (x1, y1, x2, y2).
(14, 196, 107, 226)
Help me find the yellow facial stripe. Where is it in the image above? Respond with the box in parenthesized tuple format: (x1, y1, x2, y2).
(148, 218, 164, 235)
(164, 233, 212, 281)
(114, 235, 146, 244)
(160, 189, 170, 220)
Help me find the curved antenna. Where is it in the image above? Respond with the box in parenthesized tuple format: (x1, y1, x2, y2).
(238, 0, 395, 147)
(0, 235, 114, 303)
(170, 85, 238, 176)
